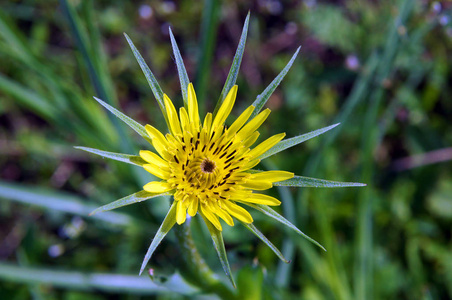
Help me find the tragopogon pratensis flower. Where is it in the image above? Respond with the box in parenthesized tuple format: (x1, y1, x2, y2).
(141, 83, 293, 230)
(77, 13, 365, 284)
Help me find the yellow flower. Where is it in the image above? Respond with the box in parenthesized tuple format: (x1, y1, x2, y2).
(77, 14, 364, 283)
(140, 83, 293, 231)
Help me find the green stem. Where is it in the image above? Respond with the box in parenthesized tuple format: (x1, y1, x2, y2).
(174, 220, 235, 299)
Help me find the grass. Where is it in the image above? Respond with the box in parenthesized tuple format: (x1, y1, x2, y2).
(1, 0, 451, 299)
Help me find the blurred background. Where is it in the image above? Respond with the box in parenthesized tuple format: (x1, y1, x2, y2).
(1, 0, 451, 299)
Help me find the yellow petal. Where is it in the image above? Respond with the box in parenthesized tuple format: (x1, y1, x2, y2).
(187, 83, 200, 126)
(187, 197, 198, 217)
(242, 131, 260, 148)
(248, 133, 285, 159)
(213, 202, 234, 226)
(179, 107, 190, 131)
(143, 163, 170, 179)
(241, 159, 260, 170)
(139, 150, 169, 168)
(241, 180, 273, 190)
(211, 85, 238, 133)
(222, 201, 253, 223)
(203, 112, 212, 132)
(236, 108, 271, 141)
(176, 200, 187, 224)
(163, 94, 182, 136)
(250, 170, 294, 183)
(237, 193, 281, 206)
(210, 125, 224, 144)
(143, 181, 173, 193)
(226, 105, 255, 139)
(165, 133, 179, 146)
(145, 125, 170, 158)
(201, 205, 222, 231)
(145, 125, 167, 144)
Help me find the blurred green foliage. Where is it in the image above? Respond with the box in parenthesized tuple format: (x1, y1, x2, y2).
(1, 0, 451, 299)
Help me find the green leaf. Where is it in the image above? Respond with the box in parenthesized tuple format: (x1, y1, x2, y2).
(200, 213, 236, 288)
(240, 222, 289, 263)
(259, 123, 340, 160)
(0, 262, 198, 295)
(169, 27, 190, 107)
(246, 204, 326, 251)
(0, 180, 132, 227)
(75, 146, 146, 166)
(213, 12, 250, 117)
(90, 190, 172, 216)
(123, 33, 169, 126)
(250, 46, 300, 119)
(93, 96, 150, 142)
(274, 176, 367, 188)
(140, 202, 178, 275)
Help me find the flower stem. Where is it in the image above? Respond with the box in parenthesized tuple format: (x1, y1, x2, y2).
(174, 219, 235, 299)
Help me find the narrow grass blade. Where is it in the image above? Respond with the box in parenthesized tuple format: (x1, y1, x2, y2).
(0, 181, 131, 226)
(194, 0, 220, 109)
(169, 27, 190, 106)
(60, 0, 128, 146)
(274, 176, 367, 188)
(354, 2, 414, 299)
(123, 33, 169, 126)
(0, 11, 35, 64)
(240, 222, 289, 263)
(213, 12, 250, 117)
(140, 202, 177, 275)
(246, 203, 326, 251)
(0, 74, 57, 120)
(0, 262, 198, 295)
(75, 146, 146, 166)
(259, 123, 340, 160)
(200, 213, 236, 288)
(93, 96, 150, 142)
(250, 47, 300, 119)
(90, 190, 172, 216)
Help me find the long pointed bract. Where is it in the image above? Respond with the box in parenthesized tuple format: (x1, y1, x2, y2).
(90, 190, 172, 216)
(123, 33, 169, 127)
(200, 213, 236, 288)
(247, 203, 326, 251)
(169, 27, 190, 107)
(93, 96, 150, 142)
(213, 12, 250, 117)
(75, 146, 146, 166)
(250, 47, 300, 120)
(274, 176, 367, 188)
(241, 221, 289, 263)
(140, 202, 178, 275)
(259, 123, 340, 160)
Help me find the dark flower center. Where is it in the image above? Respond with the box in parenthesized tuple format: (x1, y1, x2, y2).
(200, 159, 216, 173)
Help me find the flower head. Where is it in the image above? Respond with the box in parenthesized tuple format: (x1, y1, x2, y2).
(77, 14, 365, 284)
(141, 83, 293, 231)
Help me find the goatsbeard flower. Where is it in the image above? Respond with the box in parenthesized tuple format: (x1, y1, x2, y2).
(141, 83, 293, 230)
(77, 14, 364, 286)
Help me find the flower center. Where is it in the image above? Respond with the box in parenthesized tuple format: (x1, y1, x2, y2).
(200, 158, 216, 173)
(165, 125, 254, 206)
